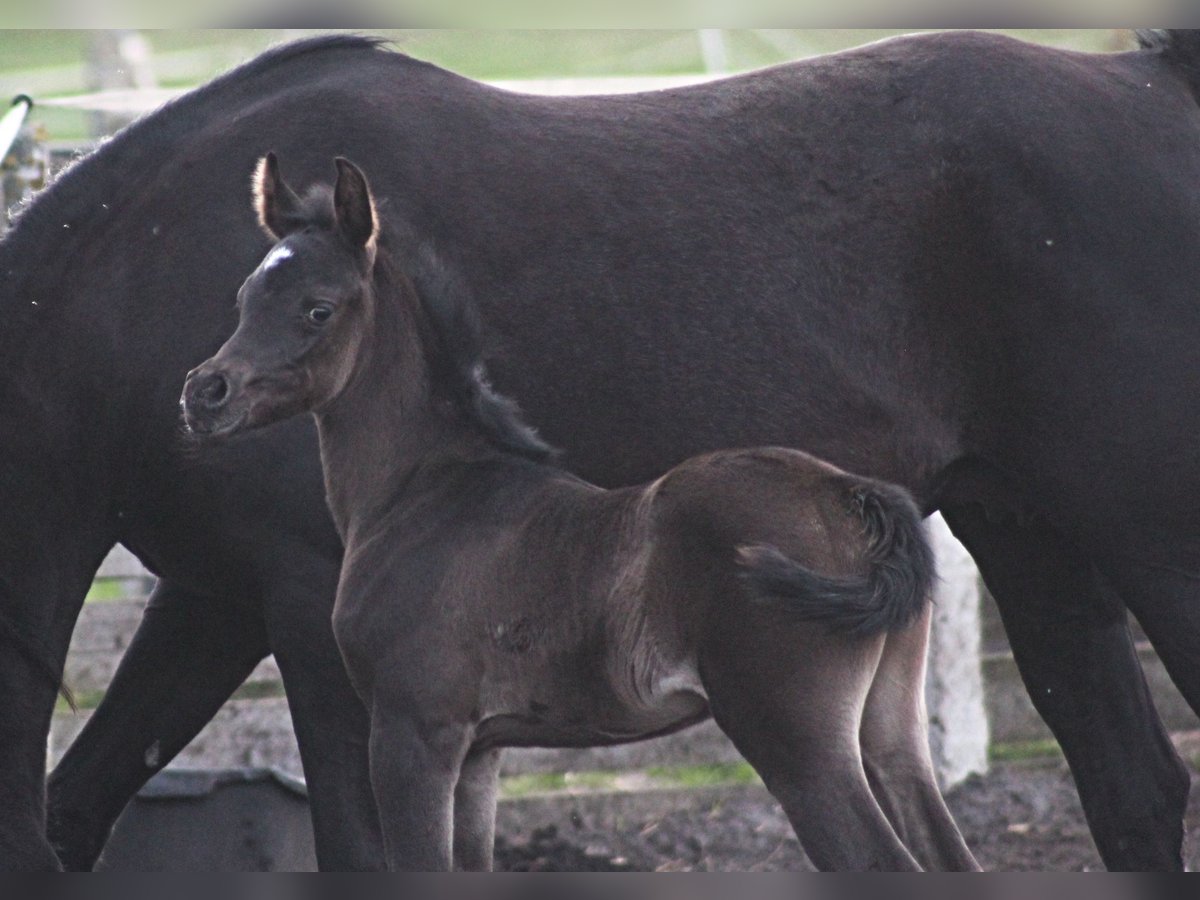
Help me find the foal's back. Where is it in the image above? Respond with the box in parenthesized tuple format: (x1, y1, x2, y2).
(652, 446, 886, 576)
(439, 446, 930, 747)
(643, 446, 931, 627)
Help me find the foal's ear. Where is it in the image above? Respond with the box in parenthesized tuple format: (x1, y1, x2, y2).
(333, 157, 378, 253)
(253, 152, 305, 240)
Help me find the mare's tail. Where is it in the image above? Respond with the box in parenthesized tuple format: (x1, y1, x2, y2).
(736, 482, 934, 636)
(1137, 30, 1200, 100)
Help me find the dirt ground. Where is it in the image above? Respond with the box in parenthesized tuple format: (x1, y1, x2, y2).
(493, 740, 1200, 871)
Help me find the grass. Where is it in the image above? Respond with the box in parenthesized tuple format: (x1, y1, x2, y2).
(498, 770, 624, 797)
(499, 761, 761, 798)
(500, 771, 571, 797)
(496, 746, 1086, 801)
(988, 739, 1063, 763)
(54, 687, 105, 713)
(231, 680, 286, 701)
(646, 761, 761, 788)
(55, 679, 284, 714)
(83, 579, 129, 602)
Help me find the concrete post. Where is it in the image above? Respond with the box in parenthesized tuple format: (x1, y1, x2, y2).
(925, 512, 989, 787)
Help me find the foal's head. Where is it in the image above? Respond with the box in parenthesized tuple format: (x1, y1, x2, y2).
(181, 154, 381, 437)
(182, 155, 552, 462)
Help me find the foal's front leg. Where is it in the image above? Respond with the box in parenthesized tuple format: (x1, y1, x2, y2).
(453, 748, 503, 870)
(368, 704, 472, 871)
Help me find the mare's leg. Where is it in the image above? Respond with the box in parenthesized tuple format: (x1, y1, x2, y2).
(1100, 558, 1200, 724)
(367, 701, 472, 871)
(941, 503, 1189, 871)
(858, 604, 980, 871)
(0, 520, 111, 871)
(46, 579, 267, 870)
(452, 747, 502, 871)
(700, 605, 920, 871)
(266, 567, 385, 871)
(0, 650, 63, 870)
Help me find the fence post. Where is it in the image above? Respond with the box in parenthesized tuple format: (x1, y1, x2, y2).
(1, 96, 47, 234)
(925, 513, 989, 786)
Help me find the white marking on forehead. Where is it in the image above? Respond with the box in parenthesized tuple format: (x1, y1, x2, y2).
(261, 244, 295, 272)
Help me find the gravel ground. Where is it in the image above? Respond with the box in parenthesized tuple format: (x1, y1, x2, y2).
(493, 737, 1200, 871)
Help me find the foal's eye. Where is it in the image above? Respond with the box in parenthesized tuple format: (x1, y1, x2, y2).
(306, 304, 334, 326)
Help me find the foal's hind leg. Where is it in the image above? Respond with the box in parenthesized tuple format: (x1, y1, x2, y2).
(700, 608, 920, 871)
(858, 604, 980, 870)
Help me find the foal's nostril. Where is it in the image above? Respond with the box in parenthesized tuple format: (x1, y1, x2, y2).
(194, 372, 230, 408)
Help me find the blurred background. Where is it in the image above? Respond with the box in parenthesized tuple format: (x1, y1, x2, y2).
(0, 29, 1138, 144)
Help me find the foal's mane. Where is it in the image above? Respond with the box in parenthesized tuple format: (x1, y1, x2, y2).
(391, 240, 559, 465)
(385, 236, 557, 463)
(308, 187, 554, 463)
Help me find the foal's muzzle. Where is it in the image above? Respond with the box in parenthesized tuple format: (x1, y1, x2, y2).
(181, 363, 245, 436)
(189, 370, 230, 409)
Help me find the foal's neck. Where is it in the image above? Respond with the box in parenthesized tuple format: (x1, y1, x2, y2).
(312, 277, 494, 543)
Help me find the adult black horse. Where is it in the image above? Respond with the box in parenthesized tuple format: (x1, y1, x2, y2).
(3, 30, 1199, 870)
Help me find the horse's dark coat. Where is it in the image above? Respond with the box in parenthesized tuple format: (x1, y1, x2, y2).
(182, 156, 977, 869)
(0, 30, 1198, 869)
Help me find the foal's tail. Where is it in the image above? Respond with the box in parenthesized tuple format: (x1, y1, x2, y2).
(736, 482, 934, 637)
